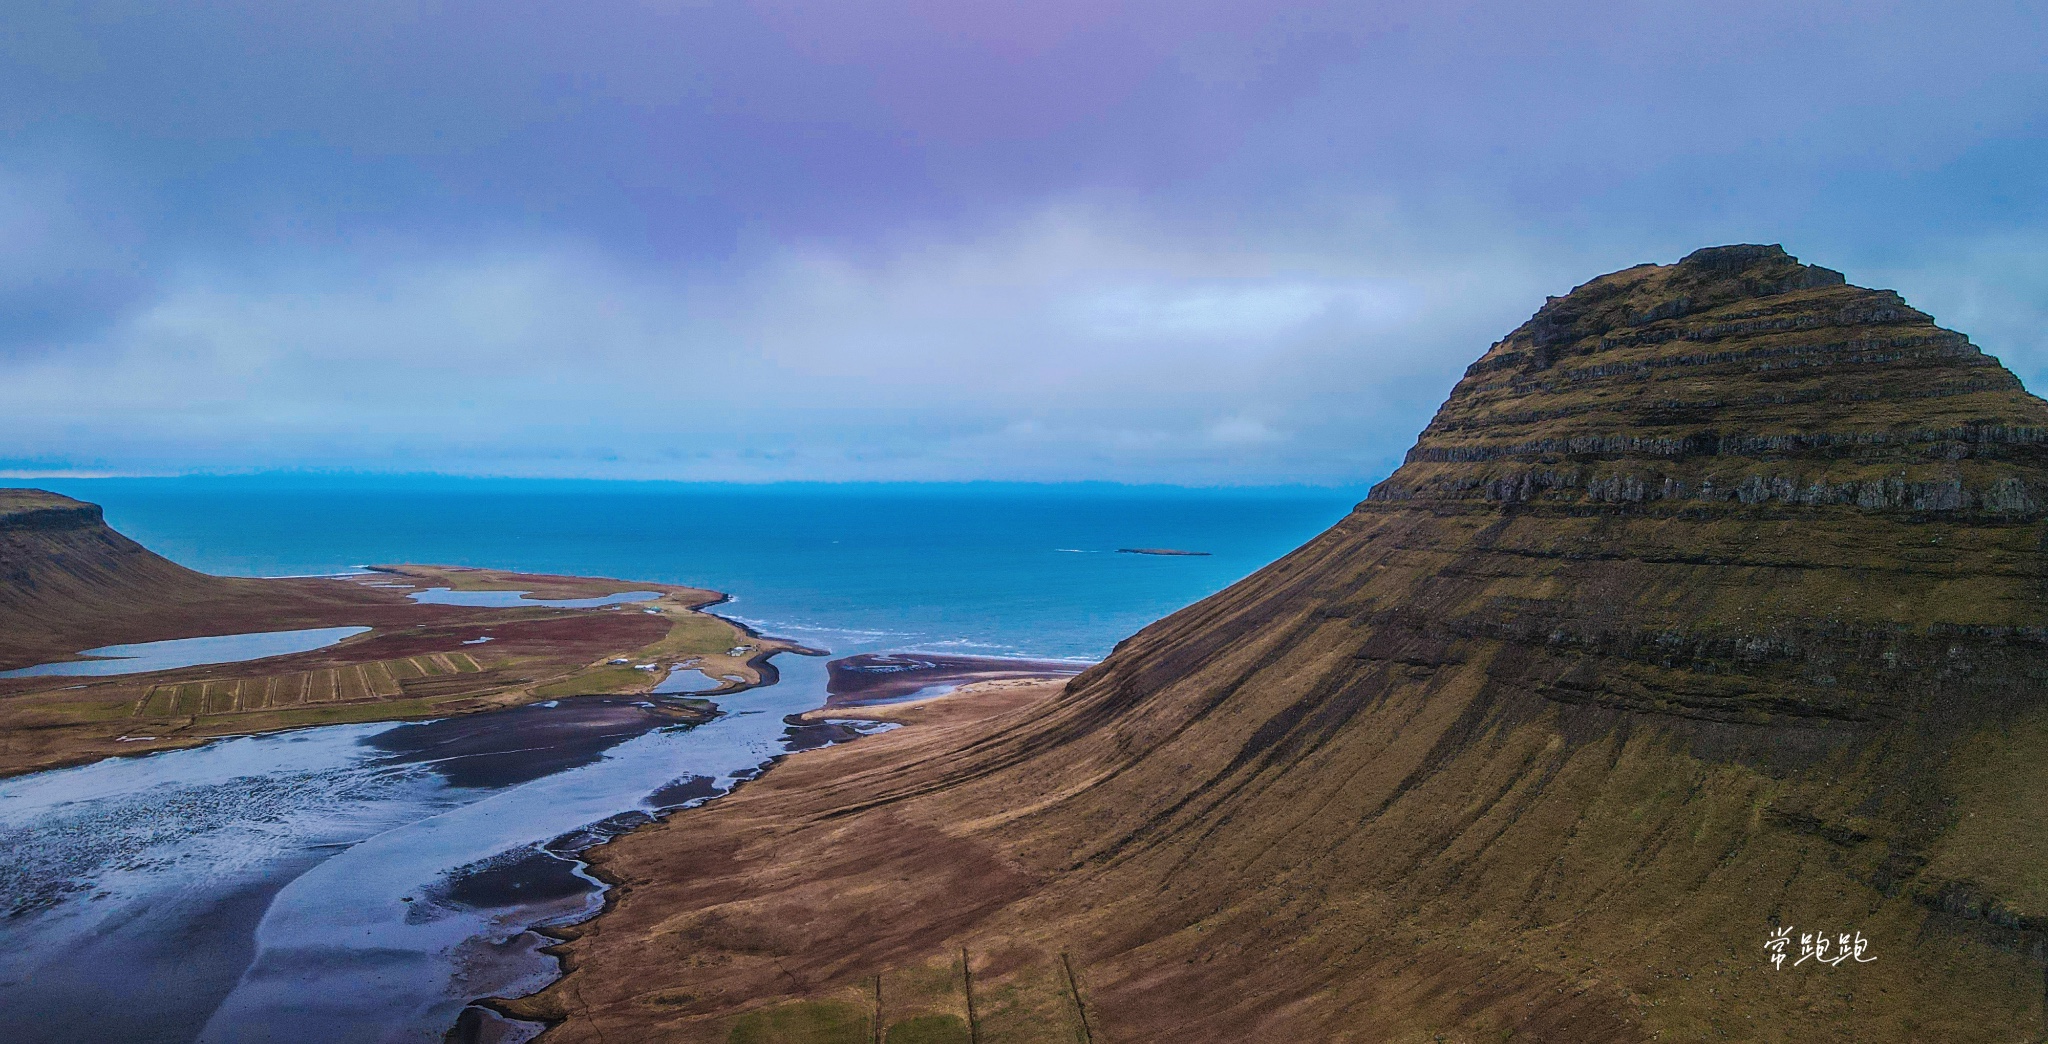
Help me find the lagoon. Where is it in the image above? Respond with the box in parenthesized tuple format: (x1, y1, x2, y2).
(0, 625, 371, 679)
(405, 587, 661, 609)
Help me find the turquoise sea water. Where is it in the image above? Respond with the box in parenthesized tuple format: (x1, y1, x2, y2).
(0, 478, 1371, 1042)
(32, 478, 1368, 660)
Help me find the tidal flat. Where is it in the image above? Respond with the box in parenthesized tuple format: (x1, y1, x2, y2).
(0, 641, 940, 1043)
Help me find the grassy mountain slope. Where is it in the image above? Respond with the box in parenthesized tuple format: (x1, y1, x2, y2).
(520, 246, 2048, 1043)
(0, 490, 281, 668)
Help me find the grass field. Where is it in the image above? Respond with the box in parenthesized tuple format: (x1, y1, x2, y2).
(711, 947, 1093, 1044)
(0, 564, 792, 778)
(128, 651, 483, 716)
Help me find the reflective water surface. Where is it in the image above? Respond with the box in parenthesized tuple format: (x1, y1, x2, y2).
(0, 626, 372, 679)
(405, 588, 661, 609)
(0, 635, 881, 1044)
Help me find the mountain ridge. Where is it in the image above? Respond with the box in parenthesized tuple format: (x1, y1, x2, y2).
(515, 246, 2048, 1041)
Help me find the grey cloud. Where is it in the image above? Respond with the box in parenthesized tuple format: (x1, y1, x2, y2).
(0, 1, 2044, 480)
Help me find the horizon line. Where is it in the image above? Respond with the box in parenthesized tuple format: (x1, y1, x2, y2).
(2, 471, 1383, 493)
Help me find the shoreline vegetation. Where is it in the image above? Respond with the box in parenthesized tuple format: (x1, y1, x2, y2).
(0, 490, 800, 778)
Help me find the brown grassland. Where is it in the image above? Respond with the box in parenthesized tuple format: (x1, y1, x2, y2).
(0, 491, 786, 777)
(506, 248, 2048, 1043)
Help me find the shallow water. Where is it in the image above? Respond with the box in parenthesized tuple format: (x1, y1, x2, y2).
(650, 666, 727, 694)
(0, 480, 1363, 1041)
(405, 588, 661, 609)
(0, 626, 371, 679)
(0, 633, 885, 1044)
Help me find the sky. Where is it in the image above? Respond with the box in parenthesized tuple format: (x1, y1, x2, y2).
(2, 0, 2045, 484)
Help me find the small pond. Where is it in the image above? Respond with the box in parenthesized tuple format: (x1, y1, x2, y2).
(405, 589, 661, 609)
(0, 626, 372, 679)
(651, 667, 739, 695)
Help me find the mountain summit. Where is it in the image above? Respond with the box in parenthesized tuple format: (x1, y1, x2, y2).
(526, 248, 2048, 1042)
(1384, 243, 2040, 515)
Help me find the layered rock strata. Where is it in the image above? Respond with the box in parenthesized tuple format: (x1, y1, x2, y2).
(526, 247, 2048, 1043)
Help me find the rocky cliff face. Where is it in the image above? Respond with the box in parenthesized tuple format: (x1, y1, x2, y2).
(532, 248, 2048, 1043)
(1383, 244, 2042, 515)
(0, 491, 112, 533)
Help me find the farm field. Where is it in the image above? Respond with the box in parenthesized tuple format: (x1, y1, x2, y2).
(0, 560, 790, 777)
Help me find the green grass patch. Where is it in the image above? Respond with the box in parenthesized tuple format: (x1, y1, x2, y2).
(727, 1000, 871, 1044)
(53, 698, 138, 723)
(15, 696, 137, 726)
(533, 664, 649, 698)
(885, 1014, 972, 1044)
(636, 611, 748, 659)
(209, 697, 441, 731)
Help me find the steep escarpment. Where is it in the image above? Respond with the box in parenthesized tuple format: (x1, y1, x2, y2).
(0, 489, 460, 670)
(0, 490, 256, 667)
(527, 247, 2048, 1043)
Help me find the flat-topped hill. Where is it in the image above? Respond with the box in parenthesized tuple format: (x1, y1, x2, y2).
(0, 489, 425, 672)
(0, 488, 106, 527)
(523, 247, 2048, 1043)
(0, 487, 241, 667)
(0, 492, 768, 777)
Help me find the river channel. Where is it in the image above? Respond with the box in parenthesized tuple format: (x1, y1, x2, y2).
(0, 632, 887, 1044)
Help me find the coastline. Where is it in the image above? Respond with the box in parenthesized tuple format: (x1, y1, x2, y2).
(0, 489, 1175, 1042)
(0, 533, 1074, 1044)
(478, 668, 1078, 1041)
(0, 565, 790, 779)
(824, 651, 1088, 705)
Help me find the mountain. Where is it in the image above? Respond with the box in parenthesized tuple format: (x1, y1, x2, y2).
(518, 246, 2048, 1042)
(1, 489, 415, 669)
(0, 490, 255, 667)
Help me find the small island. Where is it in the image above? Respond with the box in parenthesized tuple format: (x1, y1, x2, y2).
(1116, 547, 1211, 556)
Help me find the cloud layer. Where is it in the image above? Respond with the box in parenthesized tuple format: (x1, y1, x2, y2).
(5, 1, 2046, 481)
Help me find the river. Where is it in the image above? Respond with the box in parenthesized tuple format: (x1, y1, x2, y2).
(0, 634, 882, 1044)
(0, 480, 1365, 1041)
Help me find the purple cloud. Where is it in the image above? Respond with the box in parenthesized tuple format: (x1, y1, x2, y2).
(1, 0, 2044, 480)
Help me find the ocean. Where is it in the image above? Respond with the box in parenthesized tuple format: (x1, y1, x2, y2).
(1, 477, 1370, 1042)
(32, 477, 1368, 660)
